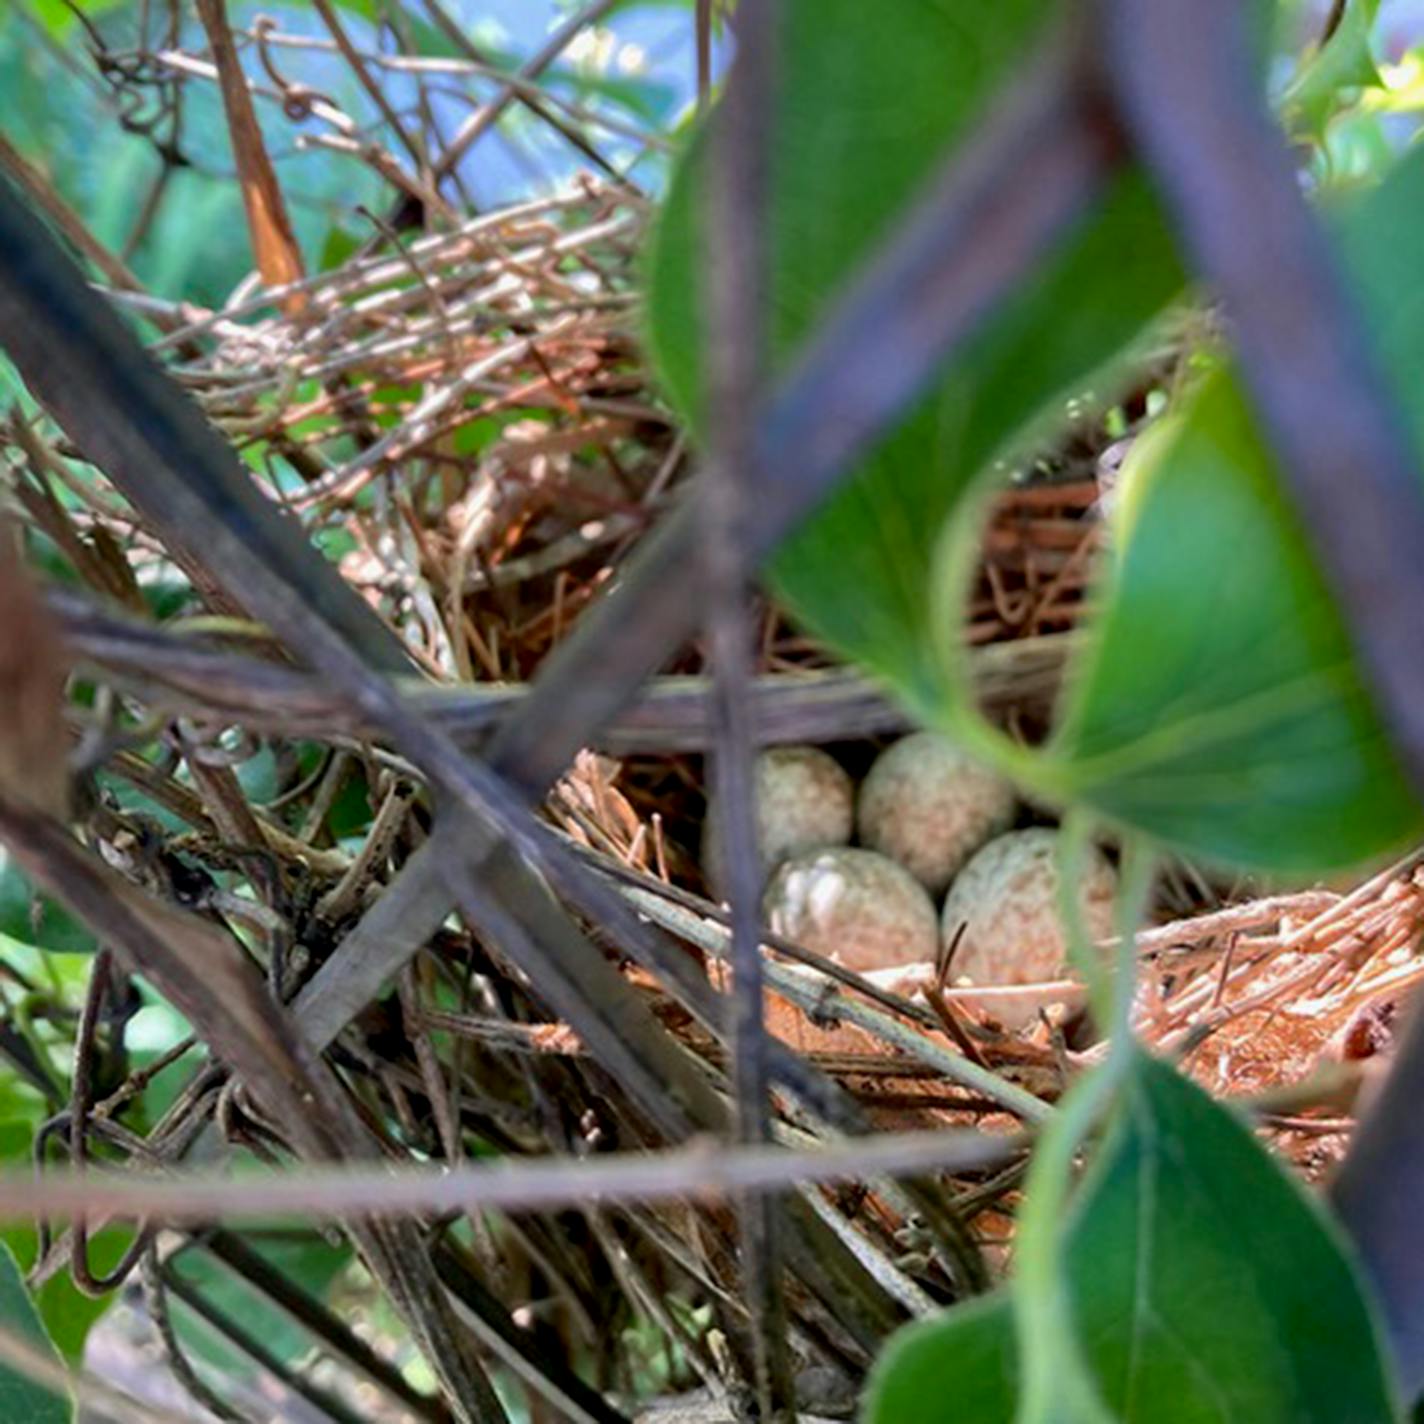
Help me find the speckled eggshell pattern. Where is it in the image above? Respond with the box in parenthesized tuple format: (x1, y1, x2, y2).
(764, 847, 939, 972)
(940, 829, 1117, 1030)
(703, 745, 854, 894)
(856, 732, 1017, 895)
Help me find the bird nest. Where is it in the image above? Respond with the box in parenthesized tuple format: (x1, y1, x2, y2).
(7, 170, 1424, 1422)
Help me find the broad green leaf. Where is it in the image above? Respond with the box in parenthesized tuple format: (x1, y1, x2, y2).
(1048, 148, 1424, 873)
(1075, 1054, 1397, 1421)
(864, 1055, 1400, 1423)
(1284, 0, 1384, 140)
(0, 1240, 72, 1423)
(645, 0, 1183, 720)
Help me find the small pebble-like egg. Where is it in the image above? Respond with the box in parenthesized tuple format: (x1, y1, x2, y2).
(856, 732, 1017, 895)
(940, 829, 1117, 1030)
(702, 745, 853, 894)
(764, 847, 939, 972)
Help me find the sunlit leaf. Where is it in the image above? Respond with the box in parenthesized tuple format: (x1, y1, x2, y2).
(545, 66, 681, 125)
(646, 0, 1182, 719)
(1049, 148, 1424, 872)
(1284, 0, 1384, 140)
(25, 0, 126, 38)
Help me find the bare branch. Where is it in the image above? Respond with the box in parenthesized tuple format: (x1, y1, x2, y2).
(0, 1129, 1021, 1226)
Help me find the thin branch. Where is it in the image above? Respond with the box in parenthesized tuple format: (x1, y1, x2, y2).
(0, 1129, 1022, 1225)
(700, 2, 791, 1411)
(200, 1230, 450, 1424)
(49, 581, 1066, 750)
(0, 131, 175, 328)
(415, 0, 638, 183)
(427, 0, 624, 184)
(313, 0, 429, 175)
(195, 0, 308, 310)
(0, 173, 411, 675)
(0, 795, 508, 1424)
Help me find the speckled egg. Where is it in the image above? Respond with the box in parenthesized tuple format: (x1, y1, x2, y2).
(856, 732, 1016, 895)
(764, 847, 938, 972)
(939, 829, 1117, 1030)
(702, 745, 854, 895)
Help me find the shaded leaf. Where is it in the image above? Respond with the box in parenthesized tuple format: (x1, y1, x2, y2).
(864, 1055, 1399, 1423)
(646, 0, 1183, 718)
(169, 1231, 352, 1377)
(1049, 148, 1424, 873)
(1, 1220, 131, 1368)
(0, 1240, 72, 1423)
(1077, 1055, 1397, 1420)
(0, 850, 96, 956)
(0, 1047, 126, 1368)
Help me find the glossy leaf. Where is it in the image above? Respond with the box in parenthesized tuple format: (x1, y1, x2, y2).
(1049, 149, 1424, 873)
(0, 1240, 72, 1424)
(864, 1055, 1400, 1423)
(645, 0, 1183, 719)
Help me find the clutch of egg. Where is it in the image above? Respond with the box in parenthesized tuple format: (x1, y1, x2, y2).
(706, 733, 1115, 1032)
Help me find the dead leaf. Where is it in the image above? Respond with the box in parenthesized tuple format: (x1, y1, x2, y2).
(196, 0, 307, 315)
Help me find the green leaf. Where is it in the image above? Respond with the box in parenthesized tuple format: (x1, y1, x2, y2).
(0, 1240, 73, 1423)
(865, 1055, 1400, 1423)
(645, 0, 1182, 720)
(1, 1221, 131, 1367)
(25, 0, 125, 37)
(867, 1292, 1018, 1424)
(1284, 0, 1384, 140)
(0, 1096, 127, 1368)
(1048, 148, 1424, 873)
(319, 224, 362, 273)
(168, 1230, 353, 1377)
(1077, 1055, 1398, 1420)
(0, 851, 96, 956)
